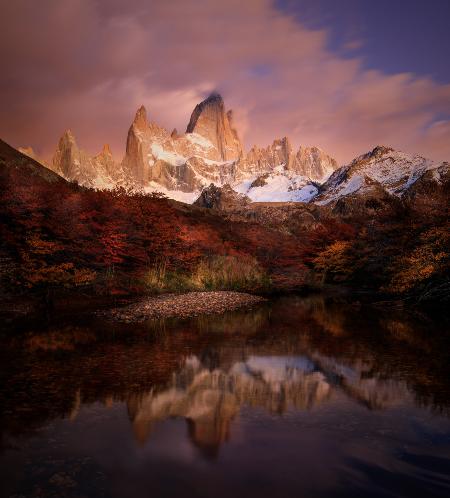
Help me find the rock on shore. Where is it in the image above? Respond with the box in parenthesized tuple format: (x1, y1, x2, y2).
(99, 291, 266, 322)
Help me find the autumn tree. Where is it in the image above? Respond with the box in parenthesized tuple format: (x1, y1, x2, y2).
(312, 240, 355, 284)
(387, 225, 449, 297)
(18, 233, 96, 307)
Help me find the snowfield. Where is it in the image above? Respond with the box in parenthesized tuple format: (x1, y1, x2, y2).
(234, 171, 318, 202)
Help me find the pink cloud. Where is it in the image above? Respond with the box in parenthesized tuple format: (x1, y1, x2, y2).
(1, 0, 449, 164)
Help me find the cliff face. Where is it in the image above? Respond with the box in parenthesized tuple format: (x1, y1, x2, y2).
(51, 130, 81, 179)
(186, 93, 243, 161)
(123, 105, 171, 185)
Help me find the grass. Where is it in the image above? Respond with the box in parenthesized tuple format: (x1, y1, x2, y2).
(143, 255, 270, 293)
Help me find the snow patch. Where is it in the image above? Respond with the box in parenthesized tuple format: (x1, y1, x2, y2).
(151, 144, 186, 167)
(194, 156, 235, 167)
(185, 133, 214, 149)
(144, 182, 199, 204)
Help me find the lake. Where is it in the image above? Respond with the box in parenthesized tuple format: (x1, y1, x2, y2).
(1, 295, 449, 498)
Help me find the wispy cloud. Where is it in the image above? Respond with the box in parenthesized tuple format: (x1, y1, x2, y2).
(1, 0, 449, 163)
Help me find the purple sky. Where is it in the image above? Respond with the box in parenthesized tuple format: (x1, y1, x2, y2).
(1, 0, 449, 164)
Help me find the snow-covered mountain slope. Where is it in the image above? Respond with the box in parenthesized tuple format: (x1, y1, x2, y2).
(314, 146, 448, 206)
(233, 166, 319, 202)
(191, 145, 448, 210)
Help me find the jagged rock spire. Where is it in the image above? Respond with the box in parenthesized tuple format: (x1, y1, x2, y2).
(101, 143, 112, 156)
(186, 93, 243, 161)
(133, 105, 148, 130)
(52, 129, 81, 179)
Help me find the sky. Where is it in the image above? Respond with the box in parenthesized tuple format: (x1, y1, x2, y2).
(1, 0, 449, 165)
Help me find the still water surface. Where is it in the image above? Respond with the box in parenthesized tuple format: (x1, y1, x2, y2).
(0, 296, 449, 497)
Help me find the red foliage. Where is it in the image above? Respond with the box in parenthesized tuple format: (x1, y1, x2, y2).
(0, 145, 361, 295)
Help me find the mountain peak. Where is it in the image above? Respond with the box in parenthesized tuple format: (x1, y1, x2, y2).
(350, 145, 396, 167)
(186, 93, 242, 161)
(101, 143, 112, 156)
(52, 130, 82, 179)
(204, 92, 224, 105)
(57, 130, 77, 150)
(186, 93, 225, 134)
(62, 129, 75, 140)
(133, 105, 148, 129)
(370, 145, 394, 156)
(194, 183, 250, 210)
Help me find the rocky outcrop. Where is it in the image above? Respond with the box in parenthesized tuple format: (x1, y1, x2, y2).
(186, 93, 243, 161)
(295, 146, 338, 180)
(238, 137, 293, 180)
(403, 161, 450, 214)
(195, 197, 324, 235)
(50, 130, 124, 188)
(194, 183, 250, 210)
(51, 130, 86, 180)
(330, 182, 403, 218)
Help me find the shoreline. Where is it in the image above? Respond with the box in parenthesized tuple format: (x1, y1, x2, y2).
(97, 291, 266, 323)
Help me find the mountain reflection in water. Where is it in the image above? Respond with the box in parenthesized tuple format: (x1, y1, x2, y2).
(127, 351, 415, 457)
(127, 354, 331, 454)
(0, 295, 449, 498)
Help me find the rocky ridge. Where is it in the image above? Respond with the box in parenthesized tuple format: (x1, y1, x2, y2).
(314, 146, 449, 207)
(21, 93, 338, 202)
(18, 96, 448, 209)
